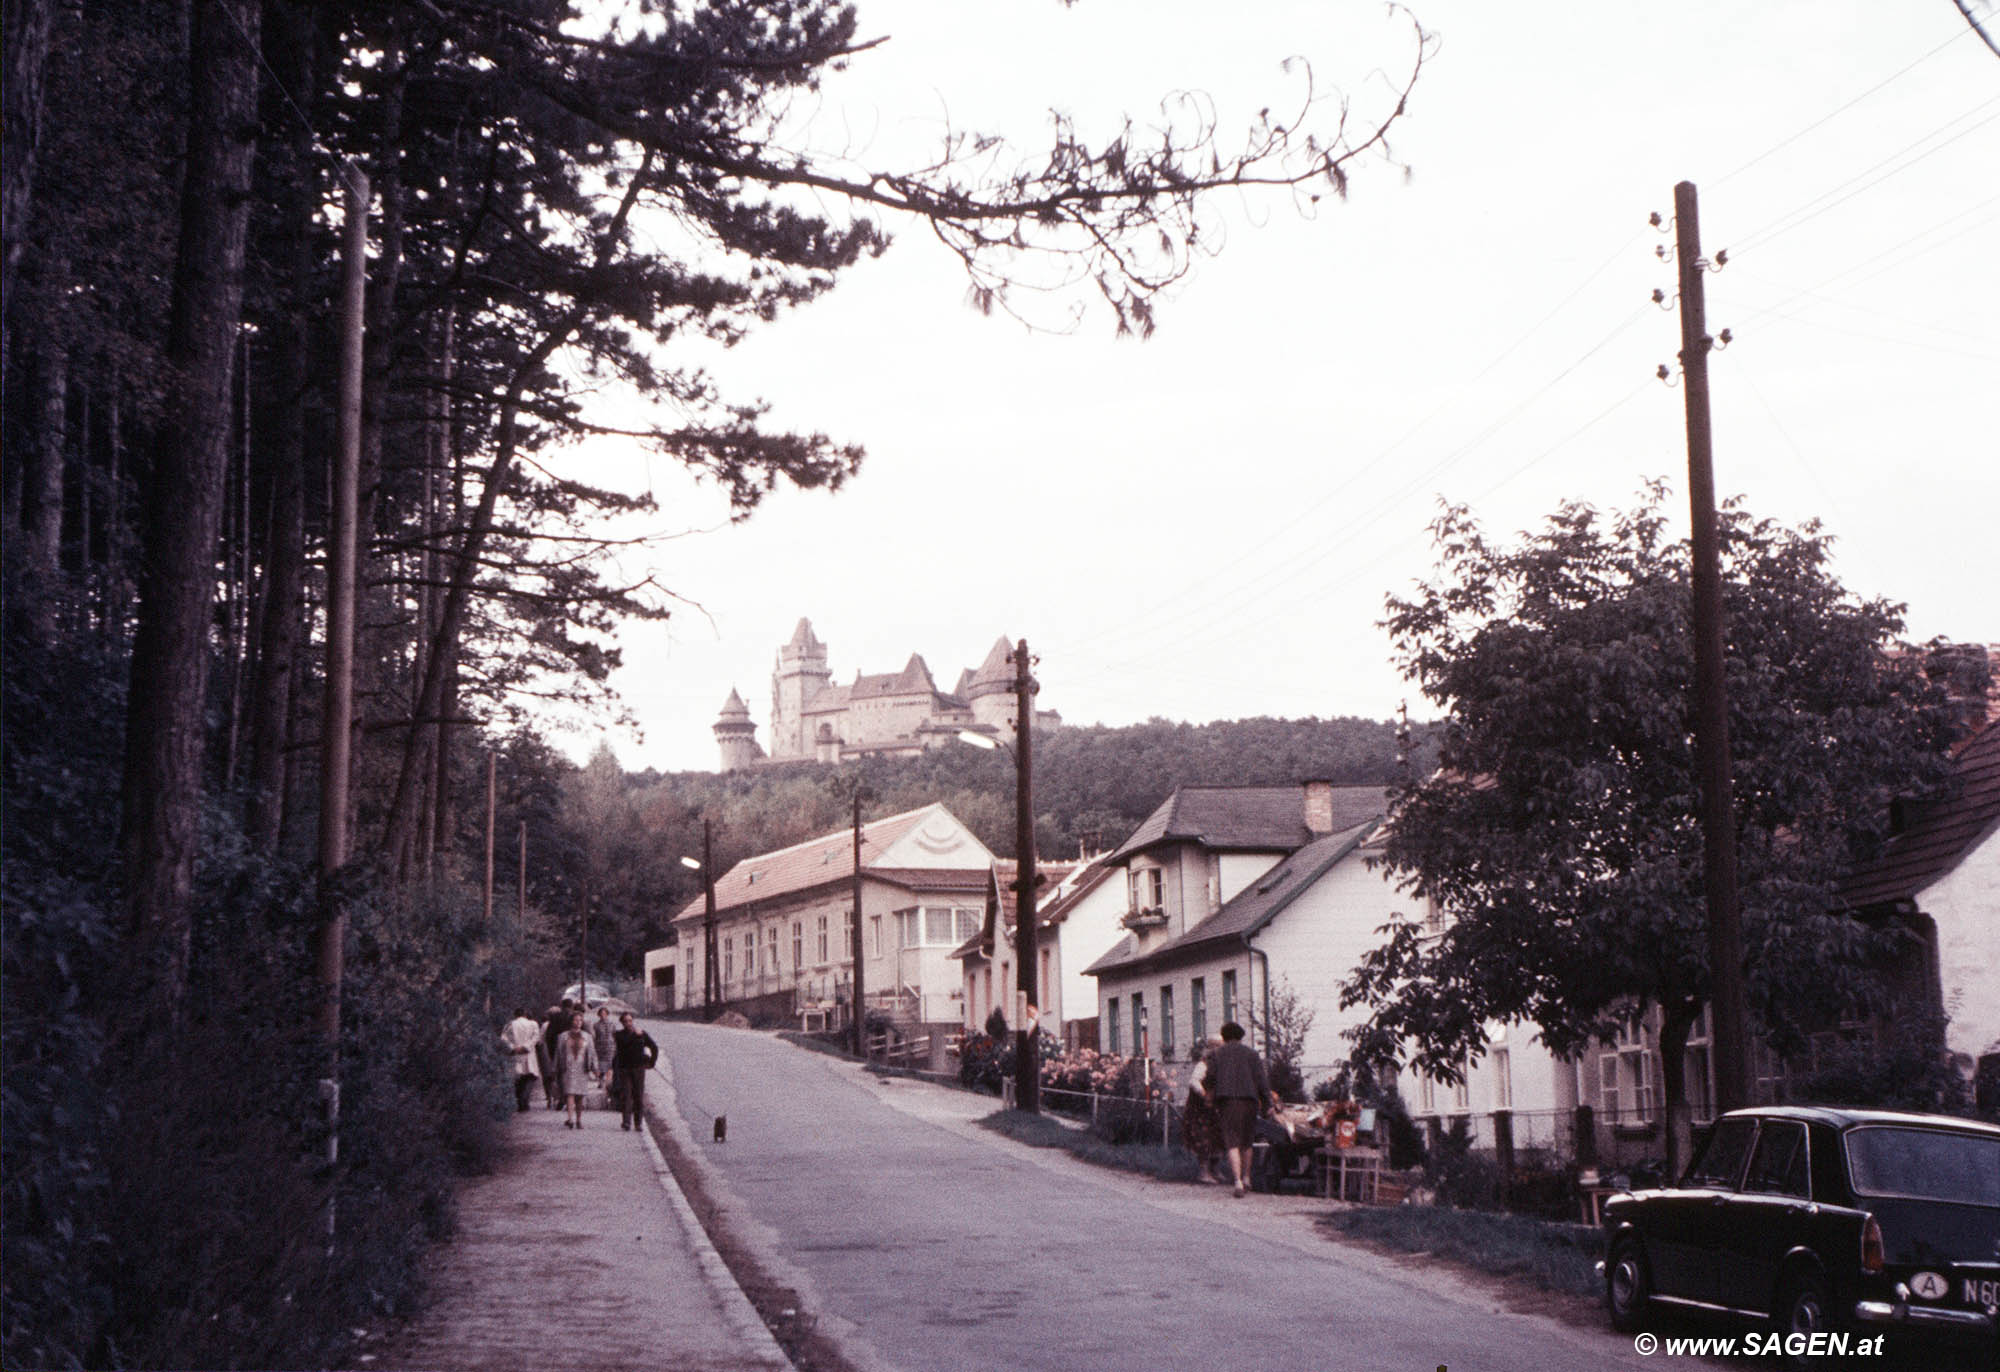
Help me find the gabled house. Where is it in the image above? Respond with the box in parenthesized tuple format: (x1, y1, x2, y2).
(1838, 718, 2000, 1106)
(951, 850, 1126, 1049)
(663, 803, 993, 1032)
(1084, 782, 1387, 1071)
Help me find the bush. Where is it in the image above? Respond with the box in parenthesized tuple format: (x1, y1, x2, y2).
(958, 1032, 1004, 1094)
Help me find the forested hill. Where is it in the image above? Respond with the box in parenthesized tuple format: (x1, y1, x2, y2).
(633, 714, 1434, 869)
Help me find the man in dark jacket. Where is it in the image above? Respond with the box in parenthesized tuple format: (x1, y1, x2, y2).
(611, 1013, 659, 1133)
(1204, 1020, 1275, 1197)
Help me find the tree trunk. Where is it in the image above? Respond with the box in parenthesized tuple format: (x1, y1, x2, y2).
(119, 0, 261, 1008)
(1656, 1000, 1699, 1180)
(243, 0, 317, 850)
(23, 317, 68, 595)
(1, 0, 56, 377)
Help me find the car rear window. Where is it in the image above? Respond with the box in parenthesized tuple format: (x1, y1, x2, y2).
(1844, 1126, 2000, 1205)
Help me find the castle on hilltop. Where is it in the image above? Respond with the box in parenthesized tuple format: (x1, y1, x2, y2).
(713, 618, 1060, 771)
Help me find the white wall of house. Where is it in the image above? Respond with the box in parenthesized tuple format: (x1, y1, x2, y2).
(1923, 827, 2000, 1060)
(1218, 852, 1283, 906)
(1247, 849, 1413, 1078)
(1050, 875, 1131, 1037)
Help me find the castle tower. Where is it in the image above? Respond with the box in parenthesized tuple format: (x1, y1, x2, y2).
(770, 617, 831, 759)
(965, 635, 1018, 732)
(713, 689, 762, 772)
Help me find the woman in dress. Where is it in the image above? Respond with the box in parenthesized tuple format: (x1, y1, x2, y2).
(555, 1012, 599, 1129)
(1182, 1039, 1226, 1183)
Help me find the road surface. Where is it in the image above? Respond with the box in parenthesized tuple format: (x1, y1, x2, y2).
(648, 1020, 1701, 1372)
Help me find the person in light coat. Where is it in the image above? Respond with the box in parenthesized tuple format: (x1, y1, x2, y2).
(555, 1012, 598, 1130)
(501, 1008, 542, 1112)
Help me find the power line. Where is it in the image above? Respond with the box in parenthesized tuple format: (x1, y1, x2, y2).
(1715, 27, 1975, 187)
(1732, 97, 2000, 254)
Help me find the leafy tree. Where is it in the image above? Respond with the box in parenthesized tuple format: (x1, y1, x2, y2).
(1250, 976, 1315, 1101)
(1341, 485, 1969, 1172)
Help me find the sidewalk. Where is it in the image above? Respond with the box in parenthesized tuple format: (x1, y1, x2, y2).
(383, 1094, 790, 1372)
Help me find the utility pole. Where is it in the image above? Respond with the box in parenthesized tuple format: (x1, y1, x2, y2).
(702, 818, 718, 1020)
(314, 161, 367, 1224)
(1673, 180, 1750, 1114)
(517, 820, 526, 923)
(850, 789, 866, 1057)
(482, 750, 496, 925)
(1013, 639, 1040, 1114)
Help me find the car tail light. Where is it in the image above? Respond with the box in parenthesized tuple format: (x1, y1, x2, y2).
(1861, 1214, 1885, 1275)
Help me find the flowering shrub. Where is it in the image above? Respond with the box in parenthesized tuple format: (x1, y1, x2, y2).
(959, 1032, 1005, 1093)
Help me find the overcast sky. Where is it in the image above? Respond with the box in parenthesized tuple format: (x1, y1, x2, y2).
(557, 0, 1999, 775)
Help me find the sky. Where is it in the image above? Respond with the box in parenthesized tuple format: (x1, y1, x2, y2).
(553, 0, 2000, 775)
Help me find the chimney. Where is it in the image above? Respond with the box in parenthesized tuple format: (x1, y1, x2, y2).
(1303, 780, 1335, 835)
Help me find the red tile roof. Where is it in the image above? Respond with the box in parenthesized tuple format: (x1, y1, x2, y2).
(1839, 722, 2000, 909)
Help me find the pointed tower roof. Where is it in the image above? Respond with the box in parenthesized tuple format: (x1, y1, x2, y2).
(787, 617, 822, 651)
(966, 636, 1015, 697)
(716, 687, 753, 723)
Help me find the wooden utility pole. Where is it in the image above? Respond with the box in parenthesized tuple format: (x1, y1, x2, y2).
(517, 820, 526, 923)
(482, 750, 496, 924)
(1013, 640, 1040, 1114)
(702, 818, 719, 1020)
(1673, 180, 1750, 1114)
(314, 161, 367, 1210)
(850, 790, 866, 1056)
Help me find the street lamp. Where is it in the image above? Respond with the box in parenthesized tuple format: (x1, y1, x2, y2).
(957, 638, 1039, 1114)
(680, 819, 717, 1020)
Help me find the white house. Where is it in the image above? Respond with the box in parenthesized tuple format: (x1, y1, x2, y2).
(662, 803, 993, 1034)
(951, 850, 1128, 1048)
(1838, 715, 2000, 1108)
(1086, 781, 1577, 1155)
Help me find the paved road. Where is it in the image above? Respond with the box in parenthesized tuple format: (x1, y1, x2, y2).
(649, 1020, 1704, 1372)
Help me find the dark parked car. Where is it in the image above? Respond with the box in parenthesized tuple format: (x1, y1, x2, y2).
(1601, 1106, 1998, 1359)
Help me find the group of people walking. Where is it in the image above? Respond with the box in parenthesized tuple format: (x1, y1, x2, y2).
(1179, 1020, 1281, 1197)
(502, 1000, 659, 1133)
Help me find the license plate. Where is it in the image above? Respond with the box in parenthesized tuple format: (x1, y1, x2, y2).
(1964, 1277, 1999, 1310)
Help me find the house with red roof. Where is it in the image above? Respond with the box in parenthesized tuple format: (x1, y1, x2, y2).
(664, 802, 994, 1037)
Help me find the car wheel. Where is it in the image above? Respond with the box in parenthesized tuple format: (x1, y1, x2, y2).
(1775, 1270, 1839, 1368)
(1605, 1235, 1651, 1333)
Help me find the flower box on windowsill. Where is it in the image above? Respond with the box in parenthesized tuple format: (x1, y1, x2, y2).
(1121, 906, 1168, 930)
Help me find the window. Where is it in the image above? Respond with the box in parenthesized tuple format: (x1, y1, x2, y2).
(793, 921, 803, 970)
(958, 907, 980, 942)
(1419, 1074, 1437, 1114)
(1685, 1005, 1715, 1123)
(1745, 1120, 1810, 1198)
(723, 936, 734, 983)
(1106, 998, 1121, 1055)
(870, 915, 882, 957)
(1132, 993, 1147, 1056)
(766, 926, 778, 976)
(1622, 1047, 1657, 1122)
(1451, 1070, 1470, 1114)
(1160, 985, 1176, 1058)
(1599, 1052, 1621, 1124)
(1221, 970, 1237, 1026)
(1127, 866, 1163, 913)
(816, 914, 828, 963)
(924, 907, 956, 944)
(1686, 1116, 1758, 1190)
(1423, 897, 1446, 938)
(1040, 950, 1051, 1007)
(841, 914, 852, 959)
(1190, 978, 1207, 1043)
(1493, 1047, 1512, 1110)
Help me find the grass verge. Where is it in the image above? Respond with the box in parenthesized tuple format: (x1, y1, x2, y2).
(1317, 1204, 1606, 1297)
(977, 1108, 1201, 1182)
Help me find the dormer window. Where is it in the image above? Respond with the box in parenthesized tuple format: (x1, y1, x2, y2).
(1127, 865, 1164, 916)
